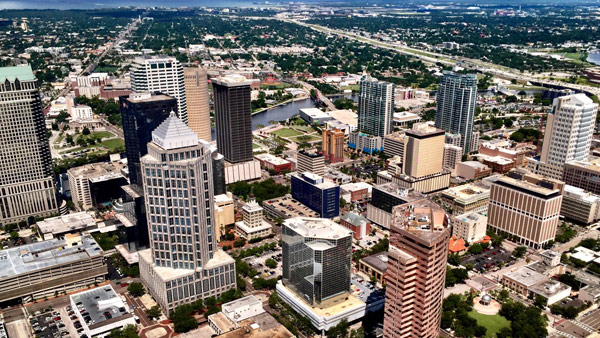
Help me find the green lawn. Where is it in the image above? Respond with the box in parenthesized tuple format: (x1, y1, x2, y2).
(253, 143, 261, 149)
(289, 134, 321, 143)
(55, 134, 65, 144)
(101, 138, 125, 151)
(290, 124, 316, 133)
(468, 311, 510, 338)
(91, 131, 113, 139)
(272, 128, 303, 138)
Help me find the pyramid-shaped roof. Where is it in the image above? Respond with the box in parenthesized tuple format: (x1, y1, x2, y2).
(152, 112, 199, 150)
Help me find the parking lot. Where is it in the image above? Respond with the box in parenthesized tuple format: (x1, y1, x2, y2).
(30, 309, 70, 338)
(461, 247, 512, 272)
(243, 246, 283, 279)
(350, 274, 385, 305)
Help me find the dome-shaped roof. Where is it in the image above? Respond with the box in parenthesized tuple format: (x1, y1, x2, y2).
(482, 294, 492, 302)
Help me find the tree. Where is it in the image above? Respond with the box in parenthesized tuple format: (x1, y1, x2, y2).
(265, 258, 278, 269)
(146, 305, 161, 320)
(326, 318, 349, 338)
(9, 231, 19, 240)
(503, 119, 513, 128)
(108, 325, 139, 338)
(533, 295, 547, 309)
(513, 246, 527, 258)
(127, 282, 145, 297)
(468, 243, 483, 255)
(82, 127, 91, 135)
(192, 299, 204, 312)
(448, 253, 461, 266)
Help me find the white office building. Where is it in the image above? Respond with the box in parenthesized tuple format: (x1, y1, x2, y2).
(130, 56, 187, 123)
(235, 196, 272, 240)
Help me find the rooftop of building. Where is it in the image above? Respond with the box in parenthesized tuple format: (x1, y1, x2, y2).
(71, 284, 133, 330)
(392, 199, 449, 243)
(294, 172, 338, 189)
(298, 148, 323, 158)
(393, 111, 420, 121)
(37, 212, 96, 236)
(67, 161, 126, 180)
(360, 252, 388, 273)
(124, 92, 174, 103)
(497, 169, 563, 198)
(454, 212, 486, 224)
(327, 109, 357, 127)
(209, 312, 237, 333)
(384, 131, 407, 141)
(0, 65, 35, 83)
(300, 108, 331, 119)
(442, 182, 490, 201)
(213, 312, 294, 338)
(374, 182, 422, 200)
(283, 217, 353, 240)
(540, 250, 561, 260)
(152, 112, 199, 150)
(340, 182, 372, 192)
(553, 93, 595, 107)
(340, 212, 369, 227)
(528, 280, 571, 299)
(222, 295, 263, 317)
(212, 74, 252, 86)
(277, 281, 365, 318)
(254, 153, 291, 166)
(0, 234, 103, 279)
(138, 248, 234, 280)
(215, 193, 234, 204)
(405, 123, 445, 138)
(564, 185, 600, 203)
(503, 266, 548, 287)
(262, 195, 320, 219)
(449, 236, 467, 253)
(459, 161, 491, 169)
(477, 154, 514, 165)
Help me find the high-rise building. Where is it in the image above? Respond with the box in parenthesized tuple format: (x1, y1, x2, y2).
(130, 56, 187, 123)
(291, 172, 340, 218)
(383, 132, 407, 159)
(277, 217, 365, 332)
(297, 149, 325, 176)
(184, 67, 211, 141)
(212, 74, 253, 164)
(357, 75, 395, 137)
(235, 195, 272, 240)
(281, 217, 353, 306)
(435, 71, 477, 154)
(120, 92, 178, 186)
(536, 94, 598, 180)
(487, 169, 564, 249)
(322, 128, 345, 163)
(383, 199, 450, 338)
(393, 123, 450, 193)
(443, 144, 462, 173)
(138, 113, 236, 312)
(0, 65, 58, 225)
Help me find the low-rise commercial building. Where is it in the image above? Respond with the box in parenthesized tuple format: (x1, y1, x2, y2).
(451, 212, 487, 243)
(358, 253, 387, 284)
(297, 149, 325, 176)
(340, 182, 372, 203)
(440, 182, 490, 215)
(254, 154, 292, 173)
(478, 155, 516, 173)
(502, 265, 571, 305)
(70, 285, 136, 338)
(262, 195, 319, 220)
(67, 161, 128, 210)
(208, 295, 266, 335)
(36, 211, 97, 240)
(561, 185, 600, 224)
(383, 132, 406, 159)
(299, 108, 332, 125)
(340, 212, 371, 240)
(456, 161, 492, 180)
(0, 233, 106, 303)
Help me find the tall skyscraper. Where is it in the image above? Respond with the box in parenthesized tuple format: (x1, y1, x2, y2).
(212, 75, 253, 164)
(383, 199, 450, 338)
(281, 217, 352, 306)
(322, 128, 345, 163)
(291, 172, 340, 218)
(0, 65, 58, 225)
(487, 169, 563, 249)
(138, 113, 236, 312)
(120, 92, 178, 185)
(357, 75, 395, 137)
(537, 93, 598, 180)
(184, 67, 211, 141)
(435, 71, 477, 154)
(130, 56, 187, 123)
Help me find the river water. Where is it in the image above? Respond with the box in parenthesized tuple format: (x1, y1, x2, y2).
(587, 51, 600, 66)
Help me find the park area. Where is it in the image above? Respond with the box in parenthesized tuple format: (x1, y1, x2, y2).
(271, 127, 303, 138)
(468, 311, 510, 338)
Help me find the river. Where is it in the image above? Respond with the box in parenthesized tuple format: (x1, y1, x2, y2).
(210, 97, 317, 140)
(587, 51, 600, 66)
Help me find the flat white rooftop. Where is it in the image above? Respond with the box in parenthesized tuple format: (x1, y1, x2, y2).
(283, 217, 352, 240)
